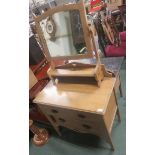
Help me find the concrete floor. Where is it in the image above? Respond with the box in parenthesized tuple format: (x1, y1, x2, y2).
(29, 60, 126, 155)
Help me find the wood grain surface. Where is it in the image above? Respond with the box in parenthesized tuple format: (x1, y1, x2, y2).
(33, 77, 116, 114)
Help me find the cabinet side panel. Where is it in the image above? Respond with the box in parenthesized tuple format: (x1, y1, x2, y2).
(104, 91, 117, 133)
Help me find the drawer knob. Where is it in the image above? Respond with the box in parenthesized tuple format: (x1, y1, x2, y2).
(51, 109, 58, 113)
(78, 114, 86, 118)
(59, 118, 66, 123)
(82, 124, 91, 129)
(73, 128, 80, 132)
(49, 115, 56, 123)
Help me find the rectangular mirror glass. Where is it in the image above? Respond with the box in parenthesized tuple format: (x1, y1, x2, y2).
(39, 10, 87, 57)
(35, 2, 93, 60)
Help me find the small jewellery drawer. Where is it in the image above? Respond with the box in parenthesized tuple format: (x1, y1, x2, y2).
(38, 105, 102, 123)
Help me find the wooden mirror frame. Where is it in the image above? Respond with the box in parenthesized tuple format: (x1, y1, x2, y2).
(34, 2, 94, 61)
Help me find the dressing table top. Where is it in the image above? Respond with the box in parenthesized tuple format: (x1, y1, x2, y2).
(33, 77, 116, 115)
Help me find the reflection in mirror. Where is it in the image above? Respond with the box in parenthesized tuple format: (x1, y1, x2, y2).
(40, 10, 87, 57)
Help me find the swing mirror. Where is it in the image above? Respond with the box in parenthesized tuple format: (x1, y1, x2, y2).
(35, 2, 93, 61)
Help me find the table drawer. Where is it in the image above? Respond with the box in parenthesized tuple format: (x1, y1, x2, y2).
(38, 104, 102, 123)
(57, 118, 103, 134)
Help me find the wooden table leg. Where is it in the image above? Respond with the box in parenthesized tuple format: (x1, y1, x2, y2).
(103, 121, 115, 151)
(119, 76, 123, 97)
(114, 75, 122, 97)
(108, 136, 115, 151)
(114, 90, 121, 122)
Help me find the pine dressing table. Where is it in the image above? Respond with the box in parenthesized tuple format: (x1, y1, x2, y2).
(33, 1, 121, 150)
(33, 77, 120, 150)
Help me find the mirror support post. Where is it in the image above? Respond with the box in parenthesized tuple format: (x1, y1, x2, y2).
(88, 23, 101, 64)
